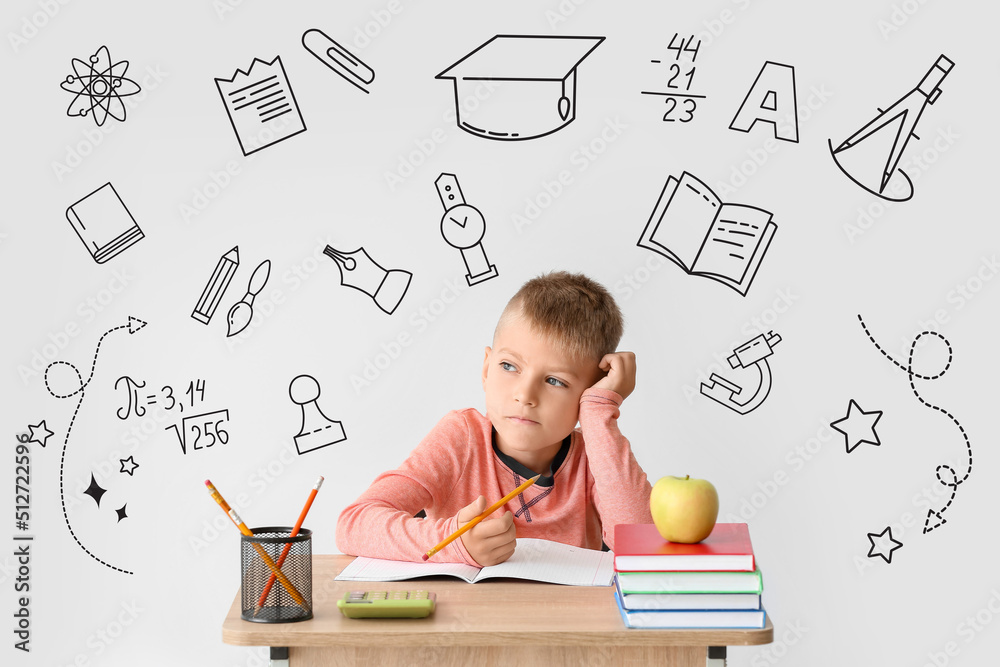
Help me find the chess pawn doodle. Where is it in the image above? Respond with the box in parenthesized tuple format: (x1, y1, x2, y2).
(289, 375, 346, 455)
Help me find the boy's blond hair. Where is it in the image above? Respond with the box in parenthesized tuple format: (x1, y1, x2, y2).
(496, 271, 623, 362)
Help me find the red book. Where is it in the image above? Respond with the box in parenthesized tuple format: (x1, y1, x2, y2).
(614, 523, 755, 572)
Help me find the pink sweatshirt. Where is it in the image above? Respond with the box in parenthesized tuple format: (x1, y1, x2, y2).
(336, 388, 653, 565)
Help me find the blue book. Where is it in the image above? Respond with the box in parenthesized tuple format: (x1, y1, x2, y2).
(613, 589, 766, 629)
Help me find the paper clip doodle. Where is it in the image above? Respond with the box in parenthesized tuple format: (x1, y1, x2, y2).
(302, 29, 375, 93)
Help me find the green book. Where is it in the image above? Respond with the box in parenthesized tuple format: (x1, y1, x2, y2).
(614, 568, 763, 594)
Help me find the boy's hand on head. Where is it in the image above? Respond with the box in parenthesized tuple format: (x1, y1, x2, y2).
(592, 351, 637, 401)
(456, 495, 516, 567)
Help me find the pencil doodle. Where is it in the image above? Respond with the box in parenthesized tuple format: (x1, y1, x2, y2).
(193, 247, 240, 325)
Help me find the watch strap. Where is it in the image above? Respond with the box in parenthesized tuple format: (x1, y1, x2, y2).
(435, 173, 466, 210)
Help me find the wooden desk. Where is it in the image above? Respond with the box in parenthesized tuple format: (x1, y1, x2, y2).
(222, 555, 773, 667)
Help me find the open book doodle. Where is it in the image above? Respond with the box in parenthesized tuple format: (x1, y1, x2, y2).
(336, 538, 615, 586)
(637, 171, 777, 296)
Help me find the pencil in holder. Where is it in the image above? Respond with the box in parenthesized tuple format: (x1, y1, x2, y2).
(240, 526, 313, 623)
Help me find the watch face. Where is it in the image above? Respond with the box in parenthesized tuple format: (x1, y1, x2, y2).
(440, 204, 486, 248)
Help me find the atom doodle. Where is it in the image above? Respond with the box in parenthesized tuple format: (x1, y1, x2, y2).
(60, 45, 142, 126)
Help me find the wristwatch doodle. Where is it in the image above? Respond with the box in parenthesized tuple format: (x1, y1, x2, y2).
(434, 173, 499, 286)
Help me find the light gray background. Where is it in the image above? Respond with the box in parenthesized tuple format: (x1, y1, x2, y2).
(3, 1, 997, 665)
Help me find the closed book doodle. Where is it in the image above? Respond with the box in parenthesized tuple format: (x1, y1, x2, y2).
(65, 182, 144, 264)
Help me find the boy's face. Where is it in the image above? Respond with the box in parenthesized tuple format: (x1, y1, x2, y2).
(482, 314, 601, 469)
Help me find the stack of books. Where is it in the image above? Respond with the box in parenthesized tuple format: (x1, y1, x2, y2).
(612, 523, 766, 629)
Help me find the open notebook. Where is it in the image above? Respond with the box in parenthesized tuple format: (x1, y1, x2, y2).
(335, 538, 615, 586)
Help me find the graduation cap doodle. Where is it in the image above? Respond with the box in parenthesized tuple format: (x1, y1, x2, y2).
(436, 35, 605, 141)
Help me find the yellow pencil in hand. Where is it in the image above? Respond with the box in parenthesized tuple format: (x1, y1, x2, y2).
(423, 474, 540, 561)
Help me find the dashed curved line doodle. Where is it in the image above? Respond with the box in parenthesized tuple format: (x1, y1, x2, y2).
(44, 316, 146, 575)
(857, 314, 972, 533)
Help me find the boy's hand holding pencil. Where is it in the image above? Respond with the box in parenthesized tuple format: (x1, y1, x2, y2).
(456, 495, 516, 566)
(423, 474, 540, 566)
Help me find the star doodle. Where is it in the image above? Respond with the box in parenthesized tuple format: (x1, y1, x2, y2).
(60, 46, 142, 126)
(119, 456, 139, 476)
(28, 420, 54, 447)
(867, 526, 903, 564)
(115, 504, 128, 523)
(84, 474, 107, 507)
(831, 399, 883, 453)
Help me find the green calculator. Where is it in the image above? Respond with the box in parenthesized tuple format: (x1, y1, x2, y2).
(337, 590, 437, 618)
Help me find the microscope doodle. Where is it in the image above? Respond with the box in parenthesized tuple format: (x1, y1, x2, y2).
(700, 332, 781, 414)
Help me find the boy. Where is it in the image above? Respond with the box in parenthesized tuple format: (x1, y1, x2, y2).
(336, 271, 652, 566)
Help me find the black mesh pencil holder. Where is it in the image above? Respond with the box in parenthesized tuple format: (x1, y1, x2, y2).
(240, 527, 313, 623)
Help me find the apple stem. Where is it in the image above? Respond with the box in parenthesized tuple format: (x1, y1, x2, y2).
(684, 475, 690, 480)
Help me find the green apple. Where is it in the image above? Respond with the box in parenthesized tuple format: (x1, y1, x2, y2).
(650, 475, 719, 543)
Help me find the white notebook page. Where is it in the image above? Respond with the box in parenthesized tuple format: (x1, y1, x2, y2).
(335, 538, 614, 586)
(335, 556, 481, 582)
(475, 538, 615, 586)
